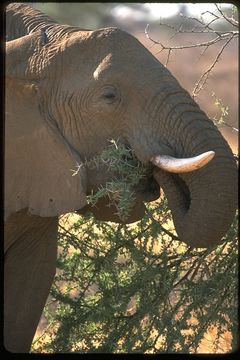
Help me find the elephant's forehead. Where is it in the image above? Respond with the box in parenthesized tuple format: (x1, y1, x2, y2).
(48, 27, 160, 81)
(92, 27, 138, 46)
(66, 27, 148, 62)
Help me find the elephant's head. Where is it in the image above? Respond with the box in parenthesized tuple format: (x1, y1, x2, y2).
(5, 26, 237, 247)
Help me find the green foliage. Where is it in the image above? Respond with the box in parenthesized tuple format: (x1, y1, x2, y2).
(32, 208, 238, 353)
(212, 93, 238, 150)
(212, 92, 229, 126)
(85, 140, 151, 221)
(31, 142, 238, 354)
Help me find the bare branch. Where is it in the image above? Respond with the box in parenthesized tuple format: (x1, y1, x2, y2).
(145, 5, 238, 98)
(192, 34, 234, 97)
(215, 3, 239, 27)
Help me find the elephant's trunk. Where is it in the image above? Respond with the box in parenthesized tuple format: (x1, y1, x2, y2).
(137, 86, 237, 248)
(154, 159, 237, 247)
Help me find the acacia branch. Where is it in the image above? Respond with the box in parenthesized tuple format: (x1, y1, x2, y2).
(145, 4, 238, 97)
(215, 3, 238, 27)
(192, 34, 234, 97)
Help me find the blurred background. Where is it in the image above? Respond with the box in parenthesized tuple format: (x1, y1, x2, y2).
(32, 2, 238, 154)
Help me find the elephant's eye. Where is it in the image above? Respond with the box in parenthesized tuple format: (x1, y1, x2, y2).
(101, 86, 119, 104)
(103, 92, 116, 102)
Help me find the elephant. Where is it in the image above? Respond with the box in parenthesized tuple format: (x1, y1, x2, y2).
(5, 3, 237, 353)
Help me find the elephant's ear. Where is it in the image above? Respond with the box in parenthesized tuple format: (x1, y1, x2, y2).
(5, 32, 87, 220)
(6, 30, 46, 79)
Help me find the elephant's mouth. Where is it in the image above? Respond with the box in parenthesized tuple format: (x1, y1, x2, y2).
(79, 175, 160, 223)
(134, 174, 160, 202)
(80, 143, 212, 224)
(80, 171, 161, 222)
(136, 170, 191, 210)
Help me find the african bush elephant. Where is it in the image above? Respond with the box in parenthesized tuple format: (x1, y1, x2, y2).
(5, 3, 237, 353)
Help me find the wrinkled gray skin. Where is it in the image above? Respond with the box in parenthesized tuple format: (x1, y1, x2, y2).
(5, 3, 237, 353)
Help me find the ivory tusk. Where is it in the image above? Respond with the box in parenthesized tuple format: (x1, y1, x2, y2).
(151, 151, 215, 173)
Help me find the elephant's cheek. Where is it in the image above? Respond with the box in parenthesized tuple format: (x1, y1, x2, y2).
(78, 197, 146, 224)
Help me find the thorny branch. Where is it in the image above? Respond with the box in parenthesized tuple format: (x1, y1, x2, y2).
(145, 3, 238, 155)
(192, 33, 234, 96)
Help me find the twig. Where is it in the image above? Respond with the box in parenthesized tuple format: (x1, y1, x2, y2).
(215, 3, 238, 27)
(192, 34, 234, 97)
(144, 5, 238, 97)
